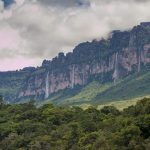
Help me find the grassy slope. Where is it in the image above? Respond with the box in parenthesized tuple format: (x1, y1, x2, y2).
(60, 82, 113, 105)
(38, 70, 150, 108)
(79, 99, 140, 110)
(95, 70, 150, 103)
(37, 82, 113, 107)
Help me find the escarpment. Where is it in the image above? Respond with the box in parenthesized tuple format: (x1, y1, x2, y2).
(1, 22, 150, 102)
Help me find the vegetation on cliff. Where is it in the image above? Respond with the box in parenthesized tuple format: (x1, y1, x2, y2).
(38, 70, 150, 106)
(0, 23, 150, 104)
(0, 70, 32, 103)
(0, 96, 150, 150)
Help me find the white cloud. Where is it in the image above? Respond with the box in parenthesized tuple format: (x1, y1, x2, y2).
(0, 0, 150, 70)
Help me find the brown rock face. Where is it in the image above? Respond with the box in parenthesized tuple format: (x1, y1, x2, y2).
(17, 22, 150, 101)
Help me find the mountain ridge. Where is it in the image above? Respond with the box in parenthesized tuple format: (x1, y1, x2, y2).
(1, 22, 150, 104)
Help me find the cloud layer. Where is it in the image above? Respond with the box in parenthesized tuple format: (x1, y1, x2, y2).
(0, 0, 150, 71)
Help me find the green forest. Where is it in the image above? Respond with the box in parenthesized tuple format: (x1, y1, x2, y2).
(0, 96, 150, 150)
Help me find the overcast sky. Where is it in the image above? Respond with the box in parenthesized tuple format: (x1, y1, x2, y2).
(0, 0, 150, 71)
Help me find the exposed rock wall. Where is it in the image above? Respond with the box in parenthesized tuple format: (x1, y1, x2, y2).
(2, 23, 150, 102)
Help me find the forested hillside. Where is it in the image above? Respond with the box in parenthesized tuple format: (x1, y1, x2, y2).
(0, 96, 150, 150)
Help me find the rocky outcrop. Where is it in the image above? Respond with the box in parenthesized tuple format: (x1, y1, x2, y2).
(1, 22, 150, 102)
(15, 22, 150, 102)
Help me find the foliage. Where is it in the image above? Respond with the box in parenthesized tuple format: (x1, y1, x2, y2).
(0, 95, 4, 108)
(0, 98, 150, 149)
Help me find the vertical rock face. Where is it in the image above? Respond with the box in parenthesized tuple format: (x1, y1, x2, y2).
(113, 52, 119, 84)
(45, 72, 49, 99)
(8, 23, 150, 101)
(71, 65, 75, 89)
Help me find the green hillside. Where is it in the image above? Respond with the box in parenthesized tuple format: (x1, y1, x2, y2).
(95, 70, 150, 103)
(0, 71, 30, 102)
(38, 70, 150, 107)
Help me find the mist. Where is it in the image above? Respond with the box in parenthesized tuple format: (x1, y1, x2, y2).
(0, 0, 150, 71)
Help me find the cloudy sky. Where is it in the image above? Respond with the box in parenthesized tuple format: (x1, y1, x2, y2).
(0, 0, 150, 71)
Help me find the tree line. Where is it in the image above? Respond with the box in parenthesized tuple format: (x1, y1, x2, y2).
(0, 96, 150, 150)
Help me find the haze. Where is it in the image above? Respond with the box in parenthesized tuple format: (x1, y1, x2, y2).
(0, 0, 150, 71)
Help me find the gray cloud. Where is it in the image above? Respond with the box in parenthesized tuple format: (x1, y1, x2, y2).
(0, 0, 150, 70)
(37, 0, 150, 6)
(37, 0, 84, 7)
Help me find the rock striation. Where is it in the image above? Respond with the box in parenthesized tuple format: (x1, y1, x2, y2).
(1, 22, 150, 102)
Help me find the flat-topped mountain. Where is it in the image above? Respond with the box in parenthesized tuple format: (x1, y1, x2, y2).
(1, 22, 150, 104)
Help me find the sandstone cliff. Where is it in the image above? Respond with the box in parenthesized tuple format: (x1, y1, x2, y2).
(16, 22, 150, 102)
(1, 22, 150, 103)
